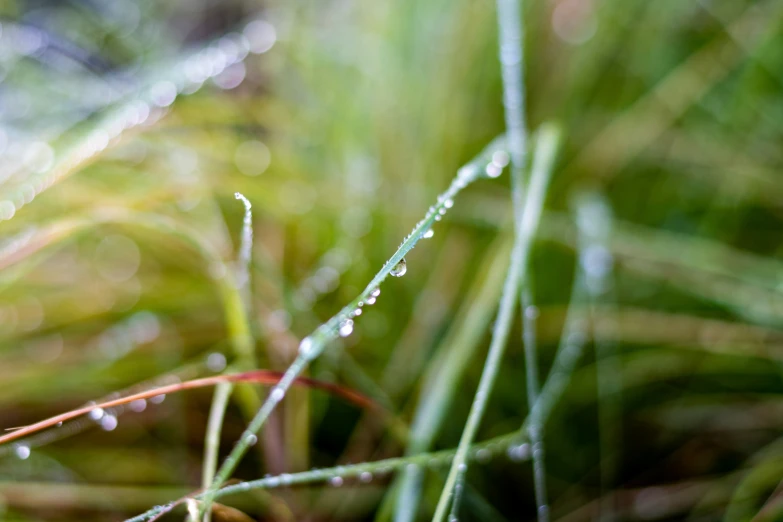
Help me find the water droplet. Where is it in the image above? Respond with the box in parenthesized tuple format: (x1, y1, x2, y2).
(271, 387, 285, 401)
(371, 288, 381, 297)
(329, 476, 344, 487)
(101, 415, 118, 431)
(475, 448, 491, 463)
(359, 471, 373, 483)
(298, 336, 317, 358)
(492, 150, 510, 168)
(130, 399, 147, 412)
(458, 463, 468, 472)
(525, 305, 539, 320)
(366, 297, 376, 305)
(206, 352, 227, 372)
(435, 215, 442, 221)
(339, 319, 354, 337)
(485, 163, 502, 178)
(507, 443, 531, 462)
(422, 228, 434, 239)
(444, 199, 454, 209)
(244, 433, 258, 446)
(390, 258, 407, 277)
(89, 407, 105, 420)
(150, 394, 166, 404)
(56, 421, 63, 427)
(15, 444, 30, 460)
(449, 516, 458, 522)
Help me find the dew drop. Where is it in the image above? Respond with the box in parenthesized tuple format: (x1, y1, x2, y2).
(339, 319, 354, 337)
(444, 199, 454, 209)
(56, 421, 63, 427)
(89, 407, 105, 420)
(298, 336, 316, 358)
(353, 308, 362, 317)
(129, 399, 147, 412)
(101, 415, 118, 431)
(150, 394, 166, 404)
(271, 387, 285, 401)
(366, 297, 376, 305)
(485, 163, 502, 178)
(244, 433, 258, 446)
(422, 228, 434, 239)
(458, 463, 468, 472)
(475, 448, 491, 463)
(507, 443, 531, 462)
(359, 471, 373, 483)
(15, 444, 30, 460)
(329, 476, 344, 487)
(390, 258, 407, 277)
(371, 288, 381, 298)
(492, 150, 510, 168)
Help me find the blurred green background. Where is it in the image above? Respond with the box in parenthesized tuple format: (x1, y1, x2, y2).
(1, 0, 783, 520)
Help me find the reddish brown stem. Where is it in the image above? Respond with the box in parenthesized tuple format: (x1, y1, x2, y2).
(0, 370, 378, 446)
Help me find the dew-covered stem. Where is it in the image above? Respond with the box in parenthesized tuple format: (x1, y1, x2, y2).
(431, 125, 560, 522)
(125, 430, 527, 522)
(197, 136, 509, 515)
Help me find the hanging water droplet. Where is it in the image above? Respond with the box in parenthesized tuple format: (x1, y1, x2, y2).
(438, 207, 447, 216)
(89, 407, 105, 420)
(492, 150, 510, 168)
(390, 258, 407, 277)
(422, 228, 434, 239)
(475, 448, 491, 463)
(371, 288, 381, 298)
(485, 163, 502, 178)
(329, 476, 344, 487)
(56, 421, 63, 427)
(444, 199, 454, 209)
(458, 463, 468, 472)
(15, 444, 30, 460)
(339, 319, 354, 337)
(150, 394, 166, 404)
(244, 433, 258, 446)
(359, 471, 373, 483)
(353, 308, 362, 317)
(366, 297, 376, 305)
(101, 414, 118, 431)
(435, 215, 442, 221)
(507, 443, 531, 462)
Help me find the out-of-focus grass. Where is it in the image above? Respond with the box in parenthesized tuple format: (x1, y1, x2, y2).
(2, 0, 783, 521)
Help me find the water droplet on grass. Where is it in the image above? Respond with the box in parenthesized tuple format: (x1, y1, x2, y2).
(390, 258, 407, 277)
(329, 476, 344, 487)
(423, 228, 434, 239)
(15, 444, 30, 460)
(339, 320, 354, 337)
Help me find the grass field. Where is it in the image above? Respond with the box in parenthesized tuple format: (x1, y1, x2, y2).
(1, 0, 783, 521)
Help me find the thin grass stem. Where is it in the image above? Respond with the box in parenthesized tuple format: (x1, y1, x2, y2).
(431, 125, 560, 522)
